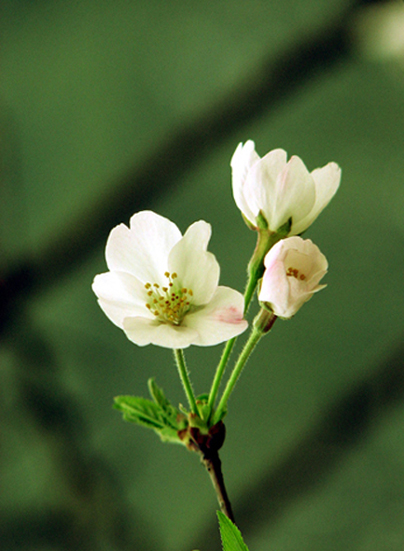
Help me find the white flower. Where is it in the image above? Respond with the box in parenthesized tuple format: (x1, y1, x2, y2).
(258, 236, 328, 319)
(231, 141, 341, 235)
(92, 211, 248, 349)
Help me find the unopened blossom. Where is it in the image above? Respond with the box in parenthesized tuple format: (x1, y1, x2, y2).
(258, 236, 328, 319)
(231, 141, 341, 235)
(92, 211, 248, 349)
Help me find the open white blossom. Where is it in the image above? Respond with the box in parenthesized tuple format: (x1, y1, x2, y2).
(231, 141, 341, 235)
(258, 236, 328, 319)
(92, 211, 248, 349)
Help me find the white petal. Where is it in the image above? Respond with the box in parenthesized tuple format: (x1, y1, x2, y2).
(271, 156, 316, 233)
(292, 162, 341, 235)
(242, 148, 288, 226)
(231, 141, 260, 224)
(283, 237, 328, 275)
(259, 260, 291, 315)
(105, 211, 182, 283)
(256, 148, 288, 180)
(123, 317, 198, 348)
(92, 271, 150, 327)
(168, 220, 220, 304)
(183, 286, 247, 346)
(230, 141, 260, 187)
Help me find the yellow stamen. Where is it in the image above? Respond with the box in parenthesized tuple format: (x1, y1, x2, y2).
(144, 272, 194, 325)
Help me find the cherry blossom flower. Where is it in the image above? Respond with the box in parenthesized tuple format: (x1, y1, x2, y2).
(258, 236, 328, 319)
(231, 141, 341, 235)
(92, 211, 248, 348)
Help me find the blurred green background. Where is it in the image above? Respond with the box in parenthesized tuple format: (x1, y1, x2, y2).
(1, 1, 404, 550)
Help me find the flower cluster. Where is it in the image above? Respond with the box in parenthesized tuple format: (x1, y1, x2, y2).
(93, 142, 339, 347)
(94, 140, 341, 542)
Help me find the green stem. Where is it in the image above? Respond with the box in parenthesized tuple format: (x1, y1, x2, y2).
(207, 337, 236, 414)
(213, 328, 262, 425)
(173, 349, 198, 414)
(213, 310, 277, 425)
(245, 229, 281, 312)
(207, 230, 279, 417)
(243, 269, 261, 314)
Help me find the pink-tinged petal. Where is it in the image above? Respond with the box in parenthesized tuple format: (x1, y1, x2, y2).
(168, 220, 220, 305)
(259, 260, 291, 313)
(231, 141, 261, 224)
(92, 271, 150, 327)
(183, 286, 247, 346)
(106, 211, 182, 283)
(123, 317, 198, 348)
(293, 162, 341, 235)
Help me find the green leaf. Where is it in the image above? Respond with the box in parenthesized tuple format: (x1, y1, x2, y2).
(148, 378, 187, 430)
(114, 395, 166, 429)
(217, 512, 249, 551)
(114, 394, 187, 445)
(148, 377, 171, 409)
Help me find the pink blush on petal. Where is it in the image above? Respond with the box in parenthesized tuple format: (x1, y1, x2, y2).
(214, 306, 244, 324)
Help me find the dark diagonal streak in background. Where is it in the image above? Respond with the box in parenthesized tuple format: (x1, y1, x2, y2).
(0, 0, 386, 334)
(1, 3, 399, 549)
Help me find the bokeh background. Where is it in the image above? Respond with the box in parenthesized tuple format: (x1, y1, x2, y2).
(2, 1, 404, 550)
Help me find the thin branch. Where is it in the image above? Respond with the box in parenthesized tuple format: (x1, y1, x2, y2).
(200, 449, 235, 523)
(187, 337, 404, 551)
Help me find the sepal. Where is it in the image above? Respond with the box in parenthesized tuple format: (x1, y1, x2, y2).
(275, 216, 292, 238)
(255, 210, 268, 230)
(195, 393, 211, 423)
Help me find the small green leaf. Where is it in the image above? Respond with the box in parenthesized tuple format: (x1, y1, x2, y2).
(148, 378, 187, 430)
(148, 377, 171, 409)
(114, 395, 187, 445)
(114, 395, 166, 429)
(217, 512, 249, 551)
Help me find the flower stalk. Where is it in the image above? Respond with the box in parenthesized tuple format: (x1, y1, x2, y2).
(207, 337, 236, 416)
(244, 228, 282, 312)
(207, 228, 279, 418)
(173, 348, 198, 414)
(213, 310, 277, 425)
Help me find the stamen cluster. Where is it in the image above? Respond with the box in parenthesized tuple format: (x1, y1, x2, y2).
(286, 267, 306, 280)
(145, 272, 194, 325)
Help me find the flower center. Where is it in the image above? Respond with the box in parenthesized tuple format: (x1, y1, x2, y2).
(144, 272, 194, 325)
(286, 266, 306, 280)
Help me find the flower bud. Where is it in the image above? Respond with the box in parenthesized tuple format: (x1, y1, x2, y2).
(258, 236, 328, 319)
